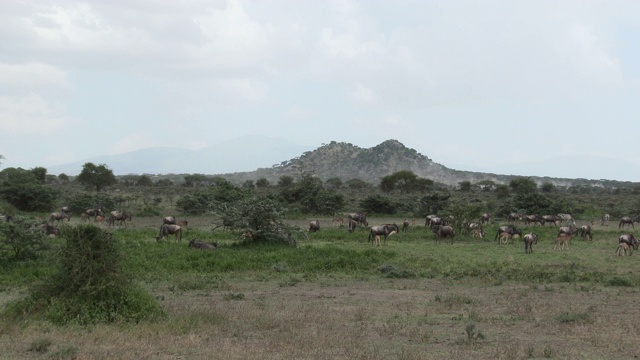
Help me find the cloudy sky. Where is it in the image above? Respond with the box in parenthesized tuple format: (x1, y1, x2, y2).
(1, 1, 639, 181)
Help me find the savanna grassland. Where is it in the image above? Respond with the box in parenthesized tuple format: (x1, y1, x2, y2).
(1, 216, 640, 360)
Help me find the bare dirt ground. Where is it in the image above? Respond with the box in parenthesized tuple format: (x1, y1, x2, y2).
(2, 277, 639, 359)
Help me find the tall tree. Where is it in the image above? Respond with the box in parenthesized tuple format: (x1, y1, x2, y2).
(77, 163, 117, 192)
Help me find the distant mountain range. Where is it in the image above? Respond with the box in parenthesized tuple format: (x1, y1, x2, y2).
(48, 136, 639, 187)
(48, 135, 314, 176)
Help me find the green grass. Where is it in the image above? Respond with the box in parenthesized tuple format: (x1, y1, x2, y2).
(0, 221, 638, 290)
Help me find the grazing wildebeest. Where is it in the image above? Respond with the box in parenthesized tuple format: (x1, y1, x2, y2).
(109, 210, 132, 227)
(49, 212, 71, 225)
(60, 206, 71, 214)
(348, 212, 368, 227)
(541, 215, 560, 226)
(309, 220, 320, 232)
(493, 225, 522, 242)
(601, 213, 610, 226)
(479, 213, 491, 225)
(618, 234, 639, 250)
(557, 225, 579, 237)
(368, 225, 397, 245)
(619, 216, 637, 229)
(554, 233, 572, 250)
(557, 213, 576, 226)
(428, 216, 446, 228)
(425, 214, 438, 227)
(432, 225, 455, 244)
(163, 216, 176, 225)
(84, 208, 104, 221)
(579, 225, 593, 241)
(523, 233, 538, 254)
(348, 219, 357, 233)
(507, 213, 522, 223)
(156, 224, 182, 242)
(402, 220, 410, 232)
(616, 242, 632, 256)
(523, 214, 541, 226)
(41, 223, 60, 236)
(188, 238, 217, 250)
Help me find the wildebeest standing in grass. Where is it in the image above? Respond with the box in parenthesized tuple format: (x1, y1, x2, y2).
(579, 225, 593, 241)
(163, 215, 176, 225)
(618, 234, 639, 250)
(156, 224, 182, 242)
(493, 225, 522, 242)
(41, 223, 60, 236)
(348, 219, 357, 233)
(402, 220, 410, 232)
(479, 213, 491, 225)
(619, 216, 637, 229)
(109, 210, 132, 227)
(348, 212, 368, 227)
(49, 212, 70, 226)
(432, 225, 455, 244)
(309, 220, 320, 232)
(523, 233, 538, 254)
(368, 225, 397, 245)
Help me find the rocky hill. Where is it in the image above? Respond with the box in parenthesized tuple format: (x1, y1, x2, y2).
(219, 139, 619, 188)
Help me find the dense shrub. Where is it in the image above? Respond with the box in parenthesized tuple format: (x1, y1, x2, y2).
(3, 225, 162, 325)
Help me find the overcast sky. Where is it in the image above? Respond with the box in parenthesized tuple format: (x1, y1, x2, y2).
(1, 1, 639, 181)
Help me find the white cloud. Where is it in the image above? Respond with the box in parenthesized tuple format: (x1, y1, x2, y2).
(214, 78, 268, 102)
(350, 83, 375, 104)
(0, 62, 69, 91)
(0, 94, 70, 135)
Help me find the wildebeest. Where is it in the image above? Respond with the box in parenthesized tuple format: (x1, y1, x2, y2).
(523, 214, 541, 226)
(507, 213, 522, 223)
(541, 215, 560, 226)
(84, 208, 104, 221)
(49, 212, 71, 225)
(493, 225, 522, 242)
(557, 213, 576, 226)
(188, 238, 217, 250)
(109, 210, 132, 227)
(402, 220, 410, 232)
(523, 233, 538, 254)
(348, 219, 357, 233)
(601, 213, 610, 226)
(616, 242, 632, 256)
(41, 223, 60, 236)
(156, 224, 182, 242)
(619, 216, 637, 229)
(554, 233, 572, 250)
(427, 216, 446, 228)
(309, 220, 320, 232)
(163, 216, 176, 225)
(479, 213, 491, 225)
(368, 225, 397, 245)
(579, 224, 593, 241)
(618, 234, 639, 250)
(425, 214, 438, 227)
(348, 212, 368, 227)
(60, 206, 71, 214)
(557, 225, 579, 237)
(432, 225, 455, 244)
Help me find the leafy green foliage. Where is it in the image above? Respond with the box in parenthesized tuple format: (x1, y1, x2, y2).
(77, 163, 117, 192)
(3, 225, 162, 325)
(0, 168, 56, 211)
(509, 177, 538, 194)
(177, 180, 249, 214)
(380, 170, 433, 193)
(255, 178, 270, 188)
(136, 175, 154, 187)
(360, 194, 396, 214)
(0, 216, 49, 261)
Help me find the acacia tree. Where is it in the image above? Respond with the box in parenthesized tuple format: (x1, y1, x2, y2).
(77, 163, 117, 192)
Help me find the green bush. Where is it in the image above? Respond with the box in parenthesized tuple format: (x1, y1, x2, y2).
(2, 225, 163, 325)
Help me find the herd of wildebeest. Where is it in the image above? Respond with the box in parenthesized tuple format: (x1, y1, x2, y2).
(308, 211, 640, 255)
(31, 206, 640, 256)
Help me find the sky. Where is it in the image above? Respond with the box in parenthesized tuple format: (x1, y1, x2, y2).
(1, 1, 640, 181)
